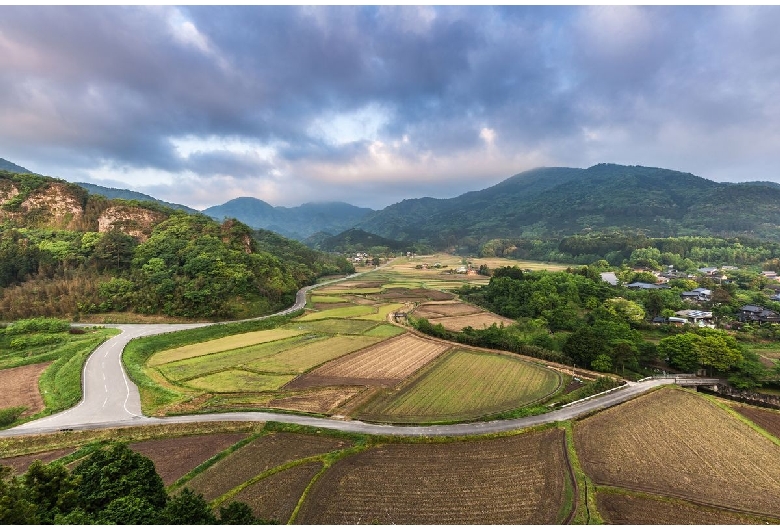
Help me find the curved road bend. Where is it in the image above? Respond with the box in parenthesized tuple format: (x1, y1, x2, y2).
(2, 266, 669, 438)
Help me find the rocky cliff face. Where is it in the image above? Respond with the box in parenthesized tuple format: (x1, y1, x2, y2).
(97, 205, 166, 242)
(0, 172, 169, 240)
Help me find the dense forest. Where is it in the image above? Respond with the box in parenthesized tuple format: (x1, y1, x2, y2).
(0, 171, 353, 320)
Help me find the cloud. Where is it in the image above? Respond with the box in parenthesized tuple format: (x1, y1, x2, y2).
(1, 6, 780, 209)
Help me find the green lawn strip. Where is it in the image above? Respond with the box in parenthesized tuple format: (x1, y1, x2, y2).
(147, 329, 307, 367)
(353, 303, 404, 322)
(158, 334, 321, 382)
(296, 305, 377, 321)
(0, 329, 113, 370)
(564, 421, 603, 525)
(704, 395, 780, 448)
(358, 349, 560, 424)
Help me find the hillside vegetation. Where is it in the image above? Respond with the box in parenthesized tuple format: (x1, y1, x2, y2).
(0, 171, 352, 320)
(357, 164, 780, 247)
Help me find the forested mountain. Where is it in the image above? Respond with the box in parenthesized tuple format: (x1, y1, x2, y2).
(202, 197, 374, 240)
(312, 228, 411, 253)
(0, 171, 352, 320)
(357, 164, 780, 246)
(75, 182, 198, 214)
(0, 158, 32, 174)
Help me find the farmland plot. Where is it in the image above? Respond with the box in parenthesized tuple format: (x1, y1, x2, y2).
(147, 329, 306, 366)
(596, 488, 778, 525)
(574, 387, 780, 516)
(129, 433, 247, 485)
(225, 461, 323, 523)
(413, 301, 483, 318)
(295, 428, 570, 524)
(268, 387, 365, 414)
(733, 405, 780, 440)
(244, 335, 382, 374)
(285, 318, 378, 335)
(286, 333, 449, 389)
(357, 349, 560, 423)
(428, 313, 516, 331)
(0, 362, 51, 414)
(297, 305, 376, 321)
(0, 447, 75, 474)
(180, 433, 352, 502)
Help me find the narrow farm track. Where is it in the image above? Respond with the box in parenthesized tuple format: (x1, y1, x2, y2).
(1, 268, 668, 438)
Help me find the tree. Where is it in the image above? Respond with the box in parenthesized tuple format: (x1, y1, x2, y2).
(162, 488, 217, 525)
(72, 443, 167, 517)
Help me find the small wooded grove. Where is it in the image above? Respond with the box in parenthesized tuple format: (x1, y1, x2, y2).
(0, 214, 353, 320)
(412, 266, 778, 389)
(0, 443, 272, 524)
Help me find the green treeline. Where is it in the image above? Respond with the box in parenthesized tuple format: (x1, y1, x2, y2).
(0, 215, 353, 320)
(411, 266, 773, 388)
(0, 443, 272, 524)
(480, 233, 780, 269)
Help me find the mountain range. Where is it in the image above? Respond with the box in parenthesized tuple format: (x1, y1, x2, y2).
(6, 158, 780, 246)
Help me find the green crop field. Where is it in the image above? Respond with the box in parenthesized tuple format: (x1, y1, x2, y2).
(309, 295, 349, 304)
(312, 288, 383, 295)
(355, 303, 404, 321)
(358, 349, 561, 423)
(186, 370, 297, 393)
(285, 319, 379, 335)
(363, 324, 406, 338)
(147, 329, 306, 367)
(244, 335, 381, 374)
(296, 305, 376, 321)
(157, 335, 321, 382)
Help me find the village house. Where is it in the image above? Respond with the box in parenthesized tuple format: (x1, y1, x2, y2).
(738, 305, 780, 324)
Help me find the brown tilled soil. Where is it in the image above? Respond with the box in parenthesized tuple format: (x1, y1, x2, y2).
(130, 433, 248, 485)
(0, 362, 52, 414)
(284, 375, 395, 390)
(596, 489, 777, 525)
(296, 428, 569, 525)
(428, 313, 515, 331)
(181, 433, 352, 501)
(0, 447, 75, 474)
(225, 461, 323, 523)
(574, 387, 780, 516)
(268, 387, 365, 414)
(733, 405, 780, 439)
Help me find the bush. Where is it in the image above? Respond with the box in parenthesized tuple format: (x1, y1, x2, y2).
(5, 318, 70, 335)
(0, 406, 27, 427)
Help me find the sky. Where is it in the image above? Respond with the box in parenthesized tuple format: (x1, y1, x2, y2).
(1, 5, 780, 211)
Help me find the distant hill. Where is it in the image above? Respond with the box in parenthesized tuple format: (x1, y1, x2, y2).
(75, 182, 198, 214)
(203, 197, 374, 240)
(356, 164, 780, 245)
(0, 158, 33, 174)
(313, 228, 411, 253)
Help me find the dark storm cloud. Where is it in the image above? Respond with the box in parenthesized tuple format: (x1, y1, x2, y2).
(1, 6, 780, 208)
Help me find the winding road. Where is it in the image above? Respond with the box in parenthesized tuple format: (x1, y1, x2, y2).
(1, 272, 668, 439)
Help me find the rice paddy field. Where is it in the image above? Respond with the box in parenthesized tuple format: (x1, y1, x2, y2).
(127, 253, 571, 421)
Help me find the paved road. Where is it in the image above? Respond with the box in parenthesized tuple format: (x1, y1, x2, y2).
(1, 266, 670, 439)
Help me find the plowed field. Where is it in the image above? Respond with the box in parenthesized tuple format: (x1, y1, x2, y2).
(413, 301, 482, 318)
(225, 461, 323, 523)
(295, 428, 570, 524)
(574, 387, 780, 516)
(0, 362, 51, 414)
(733, 405, 780, 439)
(181, 433, 351, 501)
(285, 333, 449, 389)
(0, 447, 75, 474)
(596, 489, 776, 525)
(429, 313, 516, 331)
(268, 387, 365, 414)
(129, 433, 247, 485)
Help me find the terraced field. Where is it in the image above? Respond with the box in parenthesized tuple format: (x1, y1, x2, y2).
(574, 387, 780, 517)
(357, 349, 561, 422)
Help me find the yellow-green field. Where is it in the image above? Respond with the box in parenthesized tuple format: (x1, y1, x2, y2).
(148, 329, 306, 366)
(356, 349, 561, 423)
(296, 305, 376, 320)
